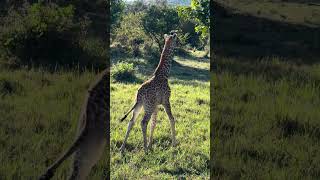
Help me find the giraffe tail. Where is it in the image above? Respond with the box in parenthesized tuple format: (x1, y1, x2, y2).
(119, 102, 138, 122)
(38, 128, 87, 180)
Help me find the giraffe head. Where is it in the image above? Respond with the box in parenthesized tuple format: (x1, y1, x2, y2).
(163, 31, 178, 50)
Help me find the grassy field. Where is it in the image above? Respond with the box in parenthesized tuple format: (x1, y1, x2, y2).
(212, 57, 320, 179)
(212, 1, 320, 179)
(0, 49, 209, 179)
(110, 50, 210, 179)
(0, 67, 109, 179)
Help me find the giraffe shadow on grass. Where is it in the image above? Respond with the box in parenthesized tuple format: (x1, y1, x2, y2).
(158, 151, 209, 176)
(114, 136, 173, 153)
(114, 140, 136, 152)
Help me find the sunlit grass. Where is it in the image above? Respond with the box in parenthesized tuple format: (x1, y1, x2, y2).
(110, 51, 210, 179)
(212, 56, 320, 179)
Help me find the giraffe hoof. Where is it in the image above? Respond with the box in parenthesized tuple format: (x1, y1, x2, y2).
(147, 146, 153, 152)
(147, 142, 153, 150)
(172, 141, 178, 147)
(119, 146, 125, 154)
(144, 147, 149, 154)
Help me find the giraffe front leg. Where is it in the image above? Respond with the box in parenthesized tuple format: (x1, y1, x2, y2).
(163, 101, 177, 147)
(141, 113, 152, 153)
(148, 109, 158, 150)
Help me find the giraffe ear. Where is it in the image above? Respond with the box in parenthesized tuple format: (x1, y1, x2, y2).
(164, 34, 168, 39)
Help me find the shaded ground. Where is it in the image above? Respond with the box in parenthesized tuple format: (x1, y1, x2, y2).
(213, 1, 320, 64)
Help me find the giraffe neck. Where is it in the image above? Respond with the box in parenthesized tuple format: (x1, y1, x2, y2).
(154, 44, 174, 79)
(87, 69, 109, 108)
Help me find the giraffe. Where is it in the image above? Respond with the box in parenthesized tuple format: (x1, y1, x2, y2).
(119, 31, 178, 154)
(39, 68, 109, 180)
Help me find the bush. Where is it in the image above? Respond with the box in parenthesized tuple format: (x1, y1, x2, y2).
(179, 20, 202, 48)
(0, 3, 103, 68)
(113, 12, 149, 57)
(141, 42, 160, 65)
(110, 42, 130, 59)
(79, 36, 108, 67)
(111, 62, 136, 82)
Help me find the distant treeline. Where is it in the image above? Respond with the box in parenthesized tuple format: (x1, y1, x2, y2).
(110, 0, 209, 61)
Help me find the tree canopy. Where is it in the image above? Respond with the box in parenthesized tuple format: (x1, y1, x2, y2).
(178, 0, 209, 39)
(141, 4, 180, 52)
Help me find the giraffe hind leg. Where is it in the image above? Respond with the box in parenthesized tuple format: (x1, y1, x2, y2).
(163, 101, 177, 147)
(141, 112, 153, 153)
(120, 103, 142, 154)
(148, 108, 158, 150)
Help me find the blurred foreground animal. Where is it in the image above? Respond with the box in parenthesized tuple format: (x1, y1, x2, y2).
(39, 69, 109, 180)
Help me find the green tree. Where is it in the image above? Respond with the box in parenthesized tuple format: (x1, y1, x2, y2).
(178, 0, 209, 40)
(114, 12, 148, 57)
(111, 0, 125, 30)
(0, 3, 86, 66)
(141, 4, 180, 53)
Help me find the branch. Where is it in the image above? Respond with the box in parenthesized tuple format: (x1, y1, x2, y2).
(149, 31, 163, 53)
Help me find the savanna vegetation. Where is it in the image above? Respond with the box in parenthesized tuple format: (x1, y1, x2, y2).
(0, 1, 108, 179)
(110, 0, 210, 179)
(212, 1, 320, 179)
(5, 0, 319, 179)
(0, 0, 210, 179)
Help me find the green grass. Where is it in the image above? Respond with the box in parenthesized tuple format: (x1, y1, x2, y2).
(0, 68, 109, 179)
(213, 1, 320, 177)
(110, 50, 210, 179)
(212, 56, 320, 179)
(0, 49, 210, 179)
(212, 3, 320, 177)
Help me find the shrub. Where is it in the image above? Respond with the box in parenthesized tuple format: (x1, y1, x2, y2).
(113, 12, 149, 57)
(79, 36, 108, 67)
(141, 42, 160, 65)
(0, 3, 102, 68)
(110, 42, 130, 59)
(111, 62, 136, 82)
(179, 20, 202, 48)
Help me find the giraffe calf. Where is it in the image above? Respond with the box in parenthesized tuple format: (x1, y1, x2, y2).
(119, 32, 178, 154)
